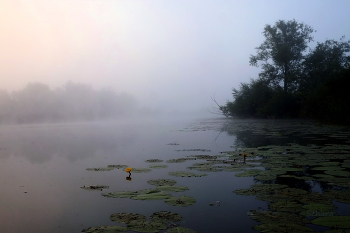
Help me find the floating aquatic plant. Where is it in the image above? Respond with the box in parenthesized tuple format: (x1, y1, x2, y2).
(156, 185, 189, 192)
(311, 216, 350, 228)
(165, 226, 197, 233)
(86, 167, 114, 171)
(131, 168, 152, 173)
(130, 190, 171, 200)
(147, 179, 176, 187)
(81, 225, 127, 233)
(110, 213, 146, 223)
(168, 171, 207, 177)
(127, 220, 167, 233)
(166, 158, 195, 163)
(148, 164, 168, 169)
(102, 191, 140, 198)
(150, 211, 182, 223)
(145, 159, 164, 163)
(164, 196, 196, 207)
(125, 167, 132, 173)
(80, 185, 109, 191)
(253, 223, 314, 233)
(107, 165, 129, 169)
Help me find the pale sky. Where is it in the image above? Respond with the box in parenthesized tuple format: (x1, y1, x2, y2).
(1, 0, 349, 114)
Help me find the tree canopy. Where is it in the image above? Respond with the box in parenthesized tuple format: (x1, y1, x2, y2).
(250, 19, 314, 92)
(221, 19, 350, 124)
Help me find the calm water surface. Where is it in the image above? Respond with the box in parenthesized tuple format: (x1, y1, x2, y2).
(0, 117, 349, 233)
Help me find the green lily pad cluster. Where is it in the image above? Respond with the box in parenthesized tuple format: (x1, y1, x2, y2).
(86, 164, 128, 171)
(168, 171, 207, 177)
(102, 180, 194, 207)
(80, 185, 109, 191)
(145, 159, 164, 163)
(82, 211, 197, 233)
(232, 141, 350, 232)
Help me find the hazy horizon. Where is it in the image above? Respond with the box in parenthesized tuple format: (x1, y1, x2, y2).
(1, 0, 350, 114)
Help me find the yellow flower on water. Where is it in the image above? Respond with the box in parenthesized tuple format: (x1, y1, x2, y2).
(242, 153, 247, 157)
(125, 167, 132, 172)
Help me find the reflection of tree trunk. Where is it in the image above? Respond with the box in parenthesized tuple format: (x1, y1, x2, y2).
(283, 62, 289, 92)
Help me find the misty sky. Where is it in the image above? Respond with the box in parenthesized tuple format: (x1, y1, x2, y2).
(1, 0, 349, 114)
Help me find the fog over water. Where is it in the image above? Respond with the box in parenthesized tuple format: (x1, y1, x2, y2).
(1, 0, 350, 117)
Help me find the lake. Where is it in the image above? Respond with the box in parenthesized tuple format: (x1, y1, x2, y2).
(0, 117, 349, 233)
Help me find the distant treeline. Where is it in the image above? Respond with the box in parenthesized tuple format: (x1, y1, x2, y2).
(219, 19, 350, 125)
(0, 82, 137, 124)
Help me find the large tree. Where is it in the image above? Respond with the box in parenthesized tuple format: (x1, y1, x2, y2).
(250, 19, 314, 92)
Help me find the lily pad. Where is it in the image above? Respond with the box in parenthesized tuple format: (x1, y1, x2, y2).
(81, 225, 127, 233)
(101, 191, 140, 198)
(130, 190, 171, 200)
(168, 171, 207, 177)
(145, 159, 164, 163)
(132, 168, 152, 173)
(147, 179, 177, 186)
(235, 169, 263, 177)
(127, 220, 167, 233)
(148, 164, 168, 169)
(323, 190, 350, 203)
(253, 223, 314, 233)
(110, 213, 146, 223)
(80, 185, 109, 191)
(248, 210, 309, 225)
(324, 169, 350, 177)
(166, 227, 197, 233)
(233, 184, 288, 196)
(107, 165, 129, 169)
(86, 167, 114, 171)
(164, 196, 196, 207)
(311, 216, 350, 228)
(166, 158, 195, 163)
(188, 155, 217, 160)
(150, 211, 182, 223)
(156, 185, 189, 192)
(268, 201, 304, 212)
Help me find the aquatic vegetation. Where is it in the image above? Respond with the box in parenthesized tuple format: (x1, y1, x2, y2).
(102, 191, 140, 198)
(145, 159, 164, 163)
(235, 169, 263, 177)
(187, 164, 223, 172)
(248, 210, 310, 225)
(166, 158, 195, 163)
(253, 223, 314, 233)
(130, 191, 171, 200)
(127, 220, 167, 232)
(86, 167, 114, 171)
(323, 190, 350, 203)
(131, 168, 152, 173)
(107, 165, 129, 169)
(148, 164, 168, 169)
(156, 185, 189, 192)
(80, 185, 109, 191)
(147, 179, 177, 186)
(166, 227, 197, 233)
(168, 171, 207, 177)
(110, 213, 146, 223)
(164, 196, 196, 207)
(187, 155, 217, 160)
(311, 216, 350, 228)
(125, 167, 132, 173)
(268, 201, 304, 212)
(299, 203, 336, 216)
(81, 225, 128, 232)
(174, 149, 210, 152)
(149, 211, 182, 223)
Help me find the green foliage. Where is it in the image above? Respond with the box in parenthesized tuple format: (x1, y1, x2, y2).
(221, 19, 350, 124)
(250, 19, 314, 92)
